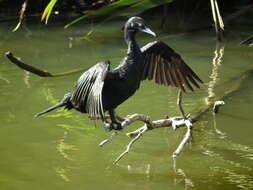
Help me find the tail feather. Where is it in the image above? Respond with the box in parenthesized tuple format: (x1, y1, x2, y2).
(34, 103, 66, 117)
(35, 93, 72, 118)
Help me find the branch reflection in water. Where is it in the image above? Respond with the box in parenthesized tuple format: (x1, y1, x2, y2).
(173, 157, 194, 190)
(23, 71, 31, 88)
(205, 44, 225, 105)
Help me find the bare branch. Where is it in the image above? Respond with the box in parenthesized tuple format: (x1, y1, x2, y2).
(172, 119, 193, 157)
(213, 100, 225, 113)
(99, 132, 118, 147)
(121, 114, 152, 129)
(112, 90, 193, 163)
(114, 124, 148, 164)
(177, 89, 186, 119)
(126, 124, 151, 138)
(113, 114, 195, 163)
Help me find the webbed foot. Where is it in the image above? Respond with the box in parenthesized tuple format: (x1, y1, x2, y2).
(103, 121, 113, 131)
(111, 121, 122, 130)
(103, 121, 122, 131)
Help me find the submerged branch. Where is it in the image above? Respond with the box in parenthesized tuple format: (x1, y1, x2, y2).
(5, 52, 53, 77)
(5, 52, 84, 77)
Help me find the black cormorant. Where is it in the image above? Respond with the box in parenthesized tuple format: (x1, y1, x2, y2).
(35, 17, 203, 130)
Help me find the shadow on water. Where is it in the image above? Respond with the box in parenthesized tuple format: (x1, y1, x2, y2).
(1, 20, 253, 190)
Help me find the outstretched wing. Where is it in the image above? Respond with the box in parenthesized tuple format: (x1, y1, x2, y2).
(71, 61, 110, 117)
(141, 41, 203, 92)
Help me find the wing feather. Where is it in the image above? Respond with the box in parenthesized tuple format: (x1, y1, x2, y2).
(147, 54, 155, 80)
(141, 41, 203, 92)
(159, 62, 167, 85)
(155, 61, 161, 84)
(162, 60, 171, 86)
(71, 61, 110, 117)
(178, 68, 194, 91)
(142, 54, 150, 79)
(174, 67, 186, 92)
(166, 62, 177, 87)
(152, 61, 158, 81)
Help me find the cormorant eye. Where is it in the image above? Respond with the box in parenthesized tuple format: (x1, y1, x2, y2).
(130, 22, 143, 29)
(138, 23, 144, 28)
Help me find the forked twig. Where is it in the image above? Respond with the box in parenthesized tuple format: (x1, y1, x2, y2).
(113, 125, 148, 164)
(172, 119, 192, 157)
(177, 89, 186, 119)
(99, 132, 118, 147)
(113, 90, 195, 164)
(213, 100, 225, 113)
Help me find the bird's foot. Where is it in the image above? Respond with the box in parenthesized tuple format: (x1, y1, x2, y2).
(103, 121, 122, 131)
(111, 121, 123, 131)
(103, 121, 113, 131)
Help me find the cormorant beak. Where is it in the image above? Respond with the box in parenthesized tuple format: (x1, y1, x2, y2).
(141, 27, 156, 37)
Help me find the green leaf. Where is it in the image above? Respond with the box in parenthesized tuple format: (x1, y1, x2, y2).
(64, 0, 173, 29)
(41, 0, 58, 24)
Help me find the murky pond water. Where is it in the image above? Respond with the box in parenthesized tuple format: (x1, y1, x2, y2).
(1, 20, 253, 190)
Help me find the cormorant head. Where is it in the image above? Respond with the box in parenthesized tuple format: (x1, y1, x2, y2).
(124, 17, 156, 37)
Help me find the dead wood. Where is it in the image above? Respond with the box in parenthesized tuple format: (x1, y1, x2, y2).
(5, 51, 84, 77)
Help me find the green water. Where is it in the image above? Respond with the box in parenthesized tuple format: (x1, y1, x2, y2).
(1, 20, 253, 190)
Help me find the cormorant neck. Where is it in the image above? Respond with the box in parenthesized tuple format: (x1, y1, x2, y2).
(124, 30, 139, 54)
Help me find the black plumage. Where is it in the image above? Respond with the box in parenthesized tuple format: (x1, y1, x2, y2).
(35, 17, 203, 130)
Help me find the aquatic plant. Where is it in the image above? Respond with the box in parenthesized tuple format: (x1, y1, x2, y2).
(41, 0, 174, 27)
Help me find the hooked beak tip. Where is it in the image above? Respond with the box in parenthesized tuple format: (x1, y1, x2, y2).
(150, 31, 156, 37)
(142, 27, 156, 37)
